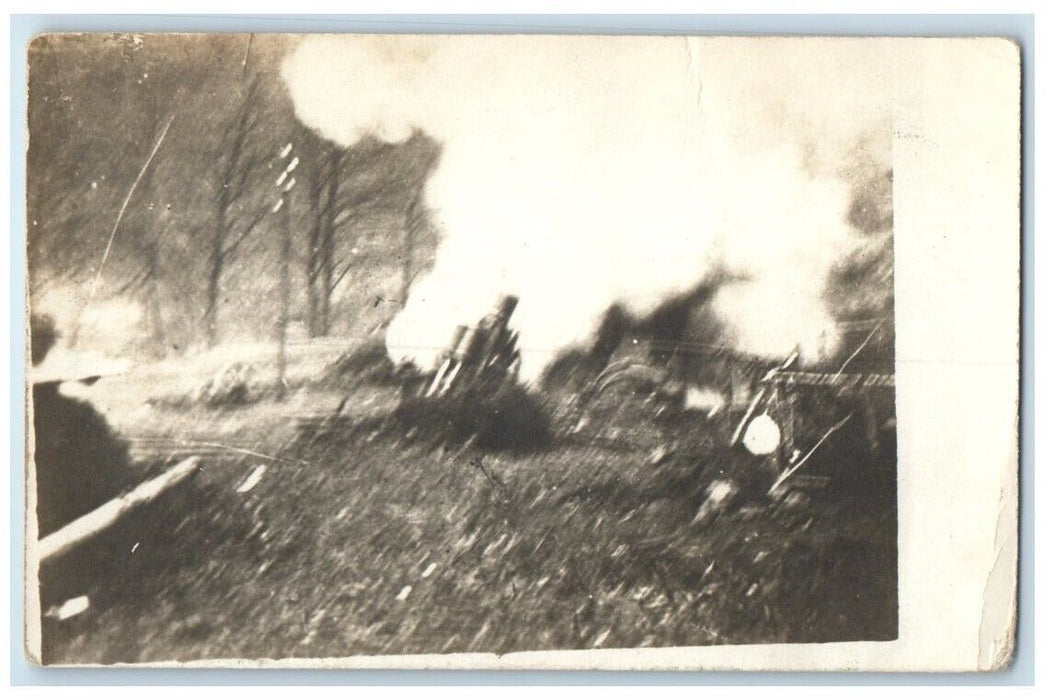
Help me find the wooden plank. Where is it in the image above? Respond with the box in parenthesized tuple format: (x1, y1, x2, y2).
(766, 371, 895, 389)
(769, 413, 853, 494)
(38, 456, 201, 563)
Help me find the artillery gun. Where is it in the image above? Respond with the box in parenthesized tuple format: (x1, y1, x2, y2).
(421, 294, 522, 398)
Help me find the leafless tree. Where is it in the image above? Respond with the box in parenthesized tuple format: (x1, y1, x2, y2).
(324, 132, 439, 329)
(401, 188, 425, 305)
(205, 74, 270, 347)
(298, 127, 344, 337)
(297, 130, 409, 337)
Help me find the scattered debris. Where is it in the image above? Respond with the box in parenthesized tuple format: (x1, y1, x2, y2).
(683, 385, 726, 417)
(46, 596, 90, 621)
(236, 465, 267, 493)
(779, 491, 811, 510)
(707, 479, 738, 505)
(691, 479, 739, 526)
(648, 444, 675, 466)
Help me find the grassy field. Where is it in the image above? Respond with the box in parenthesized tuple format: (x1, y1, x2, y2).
(36, 340, 897, 663)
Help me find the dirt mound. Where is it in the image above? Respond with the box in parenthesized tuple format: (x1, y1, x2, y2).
(391, 382, 552, 452)
(323, 339, 397, 387)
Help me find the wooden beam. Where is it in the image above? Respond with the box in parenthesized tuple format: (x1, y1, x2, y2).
(38, 456, 201, 563)
(766, 371, 895, 389)
(769, 414, 853, 494)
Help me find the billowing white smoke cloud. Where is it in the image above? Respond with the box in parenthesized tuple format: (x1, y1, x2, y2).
(282, 36, 892, 381)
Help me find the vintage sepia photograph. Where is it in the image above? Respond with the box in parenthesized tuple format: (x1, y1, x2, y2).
(27, 32, 1002, 668)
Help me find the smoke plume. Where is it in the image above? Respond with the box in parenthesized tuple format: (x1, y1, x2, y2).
(282, 36, 893, 381)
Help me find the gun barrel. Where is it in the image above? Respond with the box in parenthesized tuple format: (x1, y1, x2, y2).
(495, 294, 519, 322)
(424, 295, 521, 397)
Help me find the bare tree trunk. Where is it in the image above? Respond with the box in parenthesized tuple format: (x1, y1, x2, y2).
(277, 193, 291, 401)
(206, 76, 264, 349)
(318, 150, 342, 336)
(303, 146, 342, 338)
(302, 140, 327, 338)
(305, 213, 323, 337)
(401, 190, 424, 305)
(205, 189, 227, 348)
(319, 228, 333, 335)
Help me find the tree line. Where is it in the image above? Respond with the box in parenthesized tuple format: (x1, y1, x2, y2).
(27, 33, 440, 358)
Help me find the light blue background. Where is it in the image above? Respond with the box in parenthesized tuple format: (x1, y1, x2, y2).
(9, 13, 1034, 686)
